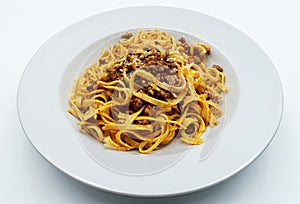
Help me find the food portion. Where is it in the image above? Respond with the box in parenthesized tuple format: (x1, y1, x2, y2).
(68, 29, 227, 154)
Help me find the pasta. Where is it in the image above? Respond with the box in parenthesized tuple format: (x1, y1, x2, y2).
(68, 29, 227, 154)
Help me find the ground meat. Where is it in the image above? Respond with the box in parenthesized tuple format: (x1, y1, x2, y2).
(169, 106, 180, 115)
(193, 56, 201, 64)
(178, 37, 186, 44)
(164, 74, 180, 86)
(121, 32, 133, 39)
(138, 85, 173, 101)
(187, 56, 193, 64)
(136, 65, 181, 86)
(144, 104, 152, 115)
(183, 43, 191, 55)
(87, 85, 94, 92)
(100, 76, 109, 82)
(120, 48, 182, 88)
(99, 59, 106, 65)
(143, 47, 152, 52)
(212, 64, 223, 72)
(194, 47, 201, 57)
(130, 97, 144, 112)
(101, 47, 182, 122)
(185, 124, 196, 134)
(112, 71, 121, 80)
(136, 119, 149, 125)
(100, 67, 122, 82)
(157, 89, 172, 100)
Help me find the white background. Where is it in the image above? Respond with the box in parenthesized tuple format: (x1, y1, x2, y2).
(1, 0, 299, 203)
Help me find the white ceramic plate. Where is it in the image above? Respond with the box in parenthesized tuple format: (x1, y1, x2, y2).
(17, 6, 283, 197)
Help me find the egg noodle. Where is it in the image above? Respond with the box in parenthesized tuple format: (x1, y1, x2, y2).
(68, 29, 227, 154)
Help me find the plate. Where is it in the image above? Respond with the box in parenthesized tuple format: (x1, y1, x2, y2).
(17, 6, 283, 197)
